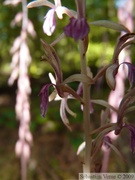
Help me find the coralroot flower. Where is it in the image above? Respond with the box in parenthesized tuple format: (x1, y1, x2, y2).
(123, 124, 135, 153)
(64, 17, 90, 40)
(39, 74, 79, 130)
(39, 40, 83, 130)
(121, 62, 135, 88)
(106, 61, 135, 91)
(27, 0, 76, 36)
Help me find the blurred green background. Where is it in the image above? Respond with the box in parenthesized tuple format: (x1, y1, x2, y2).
(0, 0, 135, 179)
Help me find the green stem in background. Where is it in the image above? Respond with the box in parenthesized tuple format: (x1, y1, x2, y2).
(76, 0, 91, 173)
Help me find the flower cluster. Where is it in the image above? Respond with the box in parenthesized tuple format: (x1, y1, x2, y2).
(27, 0, 135, 172)
(27, 0, 90, 129)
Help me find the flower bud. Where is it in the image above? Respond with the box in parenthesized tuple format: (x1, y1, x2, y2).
(64, 17, 90, 40)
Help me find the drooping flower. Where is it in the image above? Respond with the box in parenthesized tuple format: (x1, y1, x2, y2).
(106, 62, 135, 90)
(39, 40, 83, 129)
(123, 124, 135, 153)
(115, 87, 135, 132)
(39, 73, 79, 130)
(64, 17, 90, 40)
(27, 0, 76, 36)
(121, 62, 135, 88)
(111, 86, 135, 152)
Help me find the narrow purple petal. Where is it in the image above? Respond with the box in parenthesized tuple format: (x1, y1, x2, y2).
(123, 124, 135, 153)
(39, 84, 52, 117)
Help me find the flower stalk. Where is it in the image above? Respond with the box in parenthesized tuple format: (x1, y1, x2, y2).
(79, 39, 91, 173)
(76, 0, 91, 173)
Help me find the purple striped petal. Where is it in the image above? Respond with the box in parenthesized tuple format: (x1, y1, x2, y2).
(39, 84, 52, 117)
(64, 17, 90, 40)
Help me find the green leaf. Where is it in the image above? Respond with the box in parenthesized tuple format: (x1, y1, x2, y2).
(89, 20, 130, 33)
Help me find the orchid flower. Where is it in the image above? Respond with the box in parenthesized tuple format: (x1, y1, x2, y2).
(49, 73, 77, 130)
(121, 62, 135, 88)
(123, 124, 135, 153)
(39, 40, 83, 130)
(105, 33, 135, 90)
(27, 0, 76, 36)
(39, 82, 76, 130)
(106, 61, 135, 90)
(113, 87, 135, 135)
(112, 87, 135, 153)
